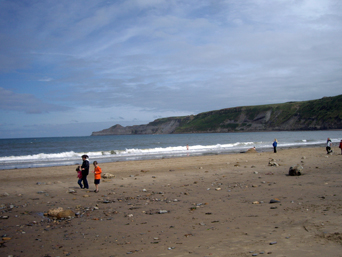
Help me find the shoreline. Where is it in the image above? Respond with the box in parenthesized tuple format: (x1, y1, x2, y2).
(1, 146, 342, 256)
(0, 143, 329, 171)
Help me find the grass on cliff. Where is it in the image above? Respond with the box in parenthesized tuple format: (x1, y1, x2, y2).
(174, 95, 342, 132)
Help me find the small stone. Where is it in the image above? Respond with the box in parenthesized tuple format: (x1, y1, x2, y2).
(288, 165, 303, 176)
(102, 173, 115, 178)
(269, 199, 280, 204)
(56, 210, 75, 219)
(268, 161, 279, 167)
(47, 207, 64, 217)
(269, 241, 277, 245)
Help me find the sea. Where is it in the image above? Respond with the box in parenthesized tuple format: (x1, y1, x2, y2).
(0, 131, 341, 170)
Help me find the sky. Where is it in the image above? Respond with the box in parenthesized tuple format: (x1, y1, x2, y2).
(0, 0, 342, 138)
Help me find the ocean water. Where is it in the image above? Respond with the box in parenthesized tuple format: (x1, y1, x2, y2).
(0, 131, 341, 170)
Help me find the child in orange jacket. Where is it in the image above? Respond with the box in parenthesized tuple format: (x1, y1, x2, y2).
(93, 161, 102, 193)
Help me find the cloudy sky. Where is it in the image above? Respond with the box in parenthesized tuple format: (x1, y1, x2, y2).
(0, 0, 341, 138)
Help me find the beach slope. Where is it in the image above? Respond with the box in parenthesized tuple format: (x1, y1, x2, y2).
(1, 147, 342, 256)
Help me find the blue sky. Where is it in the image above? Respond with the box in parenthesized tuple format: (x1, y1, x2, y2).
(0, 0, 341, 138)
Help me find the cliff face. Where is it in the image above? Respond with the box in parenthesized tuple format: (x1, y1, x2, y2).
(91, 95, 342, 136)
(91, 117, 191, 136)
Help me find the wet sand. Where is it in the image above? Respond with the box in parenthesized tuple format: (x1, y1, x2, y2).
(1, 147, 342, 257)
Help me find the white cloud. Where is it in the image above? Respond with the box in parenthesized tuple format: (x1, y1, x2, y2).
(0, 87, 70, 114)
(0, 0, 341, 137)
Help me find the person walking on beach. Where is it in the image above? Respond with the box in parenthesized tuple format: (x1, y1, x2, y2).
(92, 161, 102, 193)
(326, 138, 333, 154)
(81, 155, 89, 189)
(339, 140, 342, 155)
(272, 139, 278, 153)
(76, 165, 83, 189)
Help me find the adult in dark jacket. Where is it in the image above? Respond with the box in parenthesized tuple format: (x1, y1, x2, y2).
(272, 139, 278, 153)
(81, 154, 89, 189)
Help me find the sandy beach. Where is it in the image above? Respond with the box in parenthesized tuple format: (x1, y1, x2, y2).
(1, 146, 342, 257)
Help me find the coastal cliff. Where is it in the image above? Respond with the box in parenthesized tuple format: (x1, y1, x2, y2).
(91, 95, 342, 135)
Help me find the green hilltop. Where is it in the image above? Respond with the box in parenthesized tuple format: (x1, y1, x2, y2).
(91, 95, 342, 135)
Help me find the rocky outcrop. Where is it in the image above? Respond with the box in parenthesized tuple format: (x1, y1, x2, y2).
(92, 118, 187, 136)
(91, 95, 342, 135)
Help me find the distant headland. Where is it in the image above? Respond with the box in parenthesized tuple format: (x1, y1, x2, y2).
(91, 95, 342, 136)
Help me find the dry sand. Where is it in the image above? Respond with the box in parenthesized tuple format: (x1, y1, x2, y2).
(1, 147, 342, 257)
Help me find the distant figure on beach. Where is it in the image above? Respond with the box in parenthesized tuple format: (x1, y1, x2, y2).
(326, 138, 333, 154)
(339, 140, 342, 155)
(76, 166, 83, 189)
(92, 161, 102, 193)
(272, 139, 278, 153)
(186, 144, 189, 150)
(81, 155, 89, 189)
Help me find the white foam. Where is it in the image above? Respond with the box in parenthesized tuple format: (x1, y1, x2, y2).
(0, 136, 339, 170)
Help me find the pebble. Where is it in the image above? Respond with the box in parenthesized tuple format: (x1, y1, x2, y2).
(269, 241, 277, 245)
